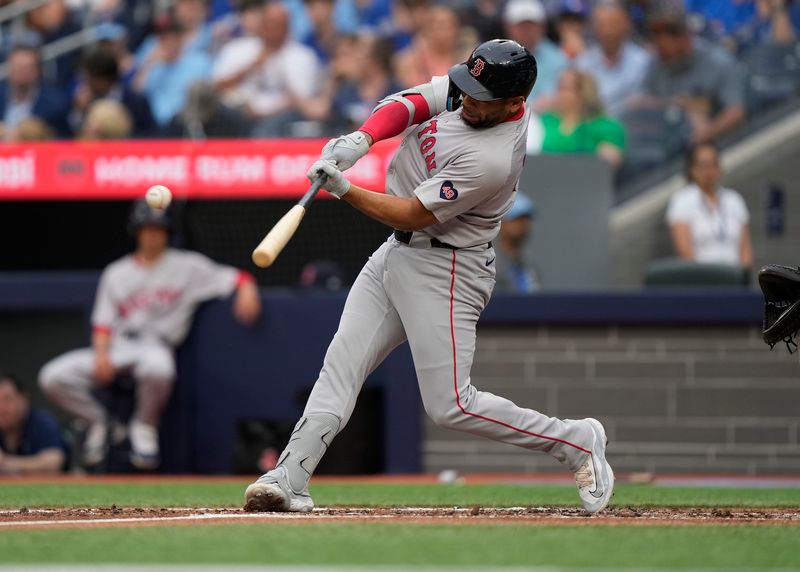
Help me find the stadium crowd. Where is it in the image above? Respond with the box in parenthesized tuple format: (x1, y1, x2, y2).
(1, 0, 799, 176)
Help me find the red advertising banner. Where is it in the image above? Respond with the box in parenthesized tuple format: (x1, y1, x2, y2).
(0, 139, 400, 200)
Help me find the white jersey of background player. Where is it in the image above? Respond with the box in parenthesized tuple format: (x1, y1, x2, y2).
(245, 40, 614, 514)
(40, 201, 261, 469)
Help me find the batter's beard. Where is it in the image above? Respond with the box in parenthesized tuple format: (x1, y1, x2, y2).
(461, 112, 503, 129)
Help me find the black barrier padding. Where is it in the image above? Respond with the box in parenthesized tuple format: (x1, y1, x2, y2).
(182, 199, 389, 287)
(0, 200, 390, 286)
(0, 201, 133, 270)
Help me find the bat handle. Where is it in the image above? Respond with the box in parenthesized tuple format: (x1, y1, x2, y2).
(298, 173, 328, 208)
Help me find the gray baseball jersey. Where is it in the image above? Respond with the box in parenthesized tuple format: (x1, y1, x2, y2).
(39, 249, 242, 426)
(93, 249, 240, 346)
(294, 77, 596, 482)
(386, 76, 528, 248)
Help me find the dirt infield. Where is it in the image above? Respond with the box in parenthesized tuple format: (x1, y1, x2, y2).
(1, 506, 799, 529)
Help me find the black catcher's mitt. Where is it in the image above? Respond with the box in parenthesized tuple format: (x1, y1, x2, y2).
(758, 265, 800, 353)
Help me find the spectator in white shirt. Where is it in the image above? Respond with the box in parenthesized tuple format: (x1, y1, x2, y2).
(210, 0, 265, 110)
(666, 143, 753, 268)
(575, 0, 650, 116)
(212, 1, 321, 136)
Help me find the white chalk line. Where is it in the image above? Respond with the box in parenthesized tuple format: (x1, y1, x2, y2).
(0, 507, 540, 528)
(0, 512, 390, 528)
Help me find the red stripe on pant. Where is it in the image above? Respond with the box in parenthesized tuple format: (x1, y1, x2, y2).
(448, 250, 591, 454)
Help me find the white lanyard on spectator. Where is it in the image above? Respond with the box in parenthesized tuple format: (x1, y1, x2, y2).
(700, 187, 727, 242)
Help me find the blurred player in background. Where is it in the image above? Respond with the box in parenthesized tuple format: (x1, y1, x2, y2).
(495, 193, 541, 292)
(39, 201, 261, 470)
(0, 373, 66, 475)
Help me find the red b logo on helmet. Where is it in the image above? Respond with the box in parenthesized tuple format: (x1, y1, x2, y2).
(470, 58, 485, 77)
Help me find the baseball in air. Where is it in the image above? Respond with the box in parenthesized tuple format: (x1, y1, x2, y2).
(145, 185, 172, 209)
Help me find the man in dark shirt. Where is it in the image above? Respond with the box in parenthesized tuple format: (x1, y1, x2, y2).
(0, 44, 71, 138)
(0, 374, 66, 475)
(642, 8, 746, 144)
(71, 46, 156, 137)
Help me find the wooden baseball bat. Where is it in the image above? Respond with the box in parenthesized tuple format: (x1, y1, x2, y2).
(251, 174, 328, 268)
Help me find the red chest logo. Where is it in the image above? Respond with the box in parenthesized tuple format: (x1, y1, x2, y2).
(470, 58, 485, 77)
(118, 287, 182, 317)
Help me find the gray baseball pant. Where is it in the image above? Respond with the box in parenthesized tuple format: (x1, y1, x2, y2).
(39, 337, 175, 426)
(303, 236, 593, 473)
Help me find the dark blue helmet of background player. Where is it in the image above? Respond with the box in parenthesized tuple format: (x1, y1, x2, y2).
(128, 199, 173, 235)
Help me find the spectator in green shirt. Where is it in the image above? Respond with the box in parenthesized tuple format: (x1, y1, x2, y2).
(539, 68, 626, 169)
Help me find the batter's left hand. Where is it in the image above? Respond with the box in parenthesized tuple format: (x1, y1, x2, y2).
(306, 160, 351, 198)
(320, 131, 370, 171)
(234, 281, 262, 325)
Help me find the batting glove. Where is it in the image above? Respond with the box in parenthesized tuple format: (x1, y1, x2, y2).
(320, 131, 370, 171)
(307, 159, 351, 198)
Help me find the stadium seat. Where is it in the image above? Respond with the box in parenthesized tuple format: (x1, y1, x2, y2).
(746, 42, 800, 113)
(618, 106, 692, 180)
(644, 257, 750, 288)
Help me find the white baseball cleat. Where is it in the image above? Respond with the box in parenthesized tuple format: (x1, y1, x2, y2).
(244, 466, 314, 513)
(129, 420, 160, 470)
(574, 417, 615, 515)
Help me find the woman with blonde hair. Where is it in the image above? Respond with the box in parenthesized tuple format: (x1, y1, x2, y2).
(79, 98, 133, 140)
(9, 117, 54, 142)
(539, 68, 626, 167)
(394, 5, 475, 88)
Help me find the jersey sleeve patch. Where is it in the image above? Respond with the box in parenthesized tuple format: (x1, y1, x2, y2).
(439, 181, 459, 201)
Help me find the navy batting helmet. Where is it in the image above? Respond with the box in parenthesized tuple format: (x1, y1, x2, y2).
(446, 39, 537, 110)
(128, 199, 173, 234)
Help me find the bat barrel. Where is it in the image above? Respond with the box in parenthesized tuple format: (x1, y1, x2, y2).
(251, 175, 327, 268)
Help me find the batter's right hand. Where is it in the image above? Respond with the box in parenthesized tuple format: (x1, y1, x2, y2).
(307, 160, 351, 198)
(94, 351, 115, 385)
(320, 131, 370, 171)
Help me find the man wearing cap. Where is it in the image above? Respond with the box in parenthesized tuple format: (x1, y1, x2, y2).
(556, 0, 590, 60)
(244, 39, 615, 516)
(495, 192, 541, 292)
(502, 0, 568, 109)
(640, 7, 746, 144)
(39, 201, 261, 470)
(94, 22, 135, 85)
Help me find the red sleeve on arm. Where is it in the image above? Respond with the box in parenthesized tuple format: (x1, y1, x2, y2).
(359, 94, 432, 143)
(93, 325, 112, 335)
(236, 270, 255, 288)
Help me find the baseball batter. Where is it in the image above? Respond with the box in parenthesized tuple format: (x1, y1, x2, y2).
(39, 201, 261, 469)
(245, 40, 614, 514)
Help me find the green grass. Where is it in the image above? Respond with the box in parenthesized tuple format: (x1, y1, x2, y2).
(2, 481, 800, 509)
(0, 523, 798, 568)
(0, 481, 798, 569)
